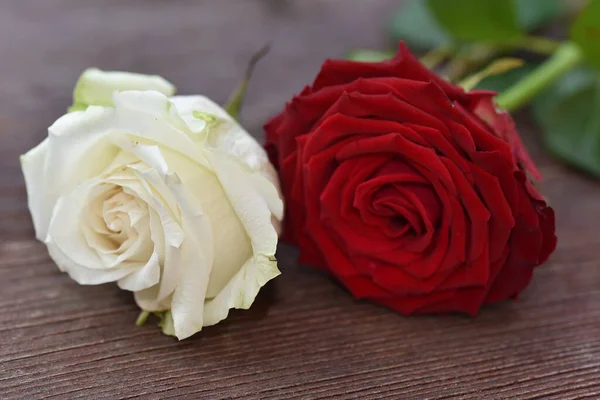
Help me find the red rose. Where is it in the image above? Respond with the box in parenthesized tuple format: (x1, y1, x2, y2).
(265, 43, 557, 315)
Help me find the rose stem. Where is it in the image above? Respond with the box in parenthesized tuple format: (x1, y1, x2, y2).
(495, 42, 584, 112)
(444, 36, 563, 83)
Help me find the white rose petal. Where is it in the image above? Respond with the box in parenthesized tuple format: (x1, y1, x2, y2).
(70, 68, 176, 112)
(21, 69, 283, 340)
(20, 138, 49, 241)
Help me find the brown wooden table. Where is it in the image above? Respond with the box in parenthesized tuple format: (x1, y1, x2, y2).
(2, 1, 599, 399)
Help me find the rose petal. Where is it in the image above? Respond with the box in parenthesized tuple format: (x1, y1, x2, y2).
(20, 138, 50, 241)
(118, 250, 161, 291)
(203, 255, 280, 327)
(70, 68, 175, 111)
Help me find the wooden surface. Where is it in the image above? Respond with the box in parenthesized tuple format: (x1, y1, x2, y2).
(1, 1, 600, 399)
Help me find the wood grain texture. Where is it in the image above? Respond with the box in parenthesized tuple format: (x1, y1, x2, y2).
(1, 1, 599, 399)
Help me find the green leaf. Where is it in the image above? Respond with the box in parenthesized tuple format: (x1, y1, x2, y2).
(346, 49, 395, 62)
(390, 0, 563, 49)
(515, 0, 565, 32)
(476, 62, 539, 92)
(571, 0, 600, 70)
(532, 68, 600, 177)
(426, 0, 522, 44)
(389, 0, 451, 50)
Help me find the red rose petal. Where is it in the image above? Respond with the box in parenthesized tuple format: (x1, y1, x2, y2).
(263, 42, 556, 316)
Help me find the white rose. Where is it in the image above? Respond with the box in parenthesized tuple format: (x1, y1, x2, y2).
(20, 69, 283, 340)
